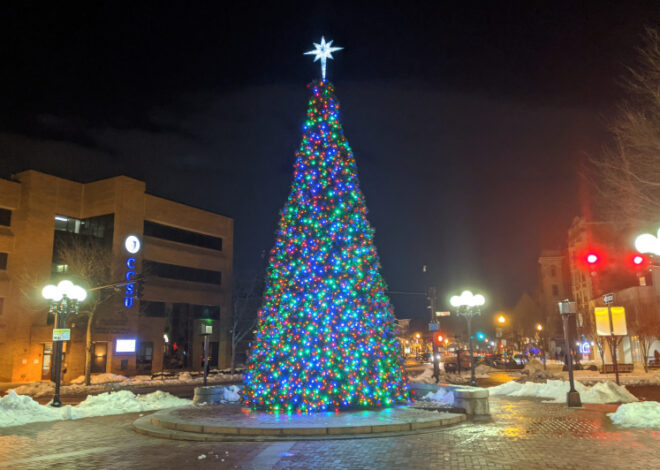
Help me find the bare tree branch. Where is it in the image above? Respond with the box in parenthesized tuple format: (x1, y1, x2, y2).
(591, 27, 660, 225)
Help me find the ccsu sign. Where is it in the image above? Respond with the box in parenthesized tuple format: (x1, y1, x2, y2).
(124, 235, 141, 308)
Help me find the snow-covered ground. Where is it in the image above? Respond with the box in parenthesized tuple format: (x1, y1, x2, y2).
(608, 401, 660, 429)
(0, 384, 243, 428)
(6, 371, 243, 398)
(0, 390, 191, 428)
(489, 379, 638, 404)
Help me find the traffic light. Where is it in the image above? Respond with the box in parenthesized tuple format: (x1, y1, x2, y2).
(476, 331, 486, 341)
(626, 253, 650, 271)
(576, 248, 608, 272)
(436, 334, 444, 343)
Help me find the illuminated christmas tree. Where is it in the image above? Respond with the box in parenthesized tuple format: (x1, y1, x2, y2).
(242, 38, 409, 412)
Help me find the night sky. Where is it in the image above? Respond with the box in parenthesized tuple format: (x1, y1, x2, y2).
(2, 2, 660, 330)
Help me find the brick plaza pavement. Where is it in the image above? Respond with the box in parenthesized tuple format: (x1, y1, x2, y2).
(0, 396, 659, 469)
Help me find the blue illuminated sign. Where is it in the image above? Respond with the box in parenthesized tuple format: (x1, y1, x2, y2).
(123, 235, 141, 308)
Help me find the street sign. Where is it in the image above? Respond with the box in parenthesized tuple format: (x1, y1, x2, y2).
(435, 311, 451, 317)
(603, 293, 614, 304)
(428, 322, 438, 331)
(594, 306, 627, 336)
(52, 328, 70, 341)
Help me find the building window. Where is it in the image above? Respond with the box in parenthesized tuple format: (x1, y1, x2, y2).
(552, 284, 559, 296)
(0, 252, 7, 270)
(192, 304, 221, 320)
(550, 265, 557, 278)
(144, 260, 222, 285)
(54, 214, 114, 240)
(140, 300, 166, 317)
(144, 220, 222, 251)
(0, 208, 11, 227)
(55, 264, 69, 273)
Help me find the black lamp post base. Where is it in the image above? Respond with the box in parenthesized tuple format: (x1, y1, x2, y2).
(51, 398, 63, 408)
(566, 391, 582, 408)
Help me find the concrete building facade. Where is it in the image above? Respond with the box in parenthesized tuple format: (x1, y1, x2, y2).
(0, 170, 233, 383)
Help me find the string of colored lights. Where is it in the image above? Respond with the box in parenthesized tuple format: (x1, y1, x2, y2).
(242, 80, 409, 413)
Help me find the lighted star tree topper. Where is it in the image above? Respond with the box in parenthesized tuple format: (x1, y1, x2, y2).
(242, 38, 409, 412)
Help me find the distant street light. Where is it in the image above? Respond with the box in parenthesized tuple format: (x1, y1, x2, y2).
(536, 323, 543, 332)
(450, 290, 485, 387)
(42, 280, 87, 407)
(497, 314, 507, 324)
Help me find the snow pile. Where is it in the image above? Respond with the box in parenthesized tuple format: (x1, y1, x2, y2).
(490, 379, 638, 404)
(608, 401, 660, 429)
(0, 390, 191, 428)
(0, 391, 64, 427)
(6, 371, 244, 398)
(410, 367, 435, 384)
(72, 390, 191, 418)
(217, 385, 241, 402)
(421, 389, 455, 406)
(409, 366, 469, 385)
(9, 381, 55, 397)
(518, 360, 557, 383)
(522, 359, 545, 373)
(474, 364, 494, 376)
(70, 373, 129, 385)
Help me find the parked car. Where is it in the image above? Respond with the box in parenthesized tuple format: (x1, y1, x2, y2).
(485, 353, 525, 370)
(443, 352, 472, 373)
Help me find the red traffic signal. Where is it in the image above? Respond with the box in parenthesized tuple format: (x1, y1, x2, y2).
(436, 334, 444, 343)
(626, 253, 650, 271)
(576, 248, 607, 271)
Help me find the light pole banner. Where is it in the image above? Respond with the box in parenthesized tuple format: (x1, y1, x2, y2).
(594, 307, 627, 336)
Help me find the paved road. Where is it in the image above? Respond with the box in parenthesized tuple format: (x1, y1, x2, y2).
(1, 396, 658, 469)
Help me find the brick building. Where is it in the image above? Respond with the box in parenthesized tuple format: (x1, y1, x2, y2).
(0, 170, 233, 383)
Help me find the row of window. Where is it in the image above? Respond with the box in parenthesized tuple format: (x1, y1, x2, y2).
(143, 259, 222, 285)
(144, 220, 222, 251)
(54, 214, 114, 240)
(140, 300, 220, 319)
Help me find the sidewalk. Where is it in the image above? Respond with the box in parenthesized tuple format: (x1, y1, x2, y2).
(1, 396, 659, 469)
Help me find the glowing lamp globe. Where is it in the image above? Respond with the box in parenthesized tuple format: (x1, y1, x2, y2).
(42, 284, 61, 301)
(635, 232, 660, 255)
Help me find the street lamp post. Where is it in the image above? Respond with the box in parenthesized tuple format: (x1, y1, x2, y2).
(450, 290, 485, 387)
(558, 300, 581, 408)
(42, 280, 87, 407)
(536, 323, 546, 370)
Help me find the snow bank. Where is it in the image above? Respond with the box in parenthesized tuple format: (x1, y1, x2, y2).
(410, 366, 469, 385)
(70, 373, 129, 385)
(608, 401, 660, 429)
(522, 359, 545, 373)
(474, 364, 495, 376)
(9, 381, 55, 397)
(410, 367, 435, 384)
(0, 390, 191, 428)
(6, 371, 244, 398)
(490, 379, 638, 404)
